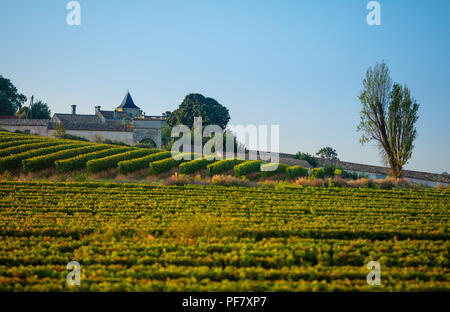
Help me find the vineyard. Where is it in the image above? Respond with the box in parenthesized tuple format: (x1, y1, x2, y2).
(0, 181, 448, 291)
(0, 131, 311, 180)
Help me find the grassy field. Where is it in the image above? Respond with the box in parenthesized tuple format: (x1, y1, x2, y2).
(0, 181, 448, 291)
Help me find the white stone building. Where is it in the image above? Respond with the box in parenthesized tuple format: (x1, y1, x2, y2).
(0, 92, 167, 148)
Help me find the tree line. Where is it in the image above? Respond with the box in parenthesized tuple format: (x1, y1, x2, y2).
(0, 75, 51, 119)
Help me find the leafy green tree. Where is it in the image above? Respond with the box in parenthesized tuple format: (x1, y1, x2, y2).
(0, 75, 27, 115)
(293, 151, 318, 167)
(30, 100, 51, 119)
(316, 147, 338, 160)
(16, 100, 51, 119)
(357, 61, 419, 178)
(167, 94, 230, 129)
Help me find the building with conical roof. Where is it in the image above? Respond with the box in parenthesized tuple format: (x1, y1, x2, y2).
(115, 92, 142, 118)
(0, 91, 167, 148)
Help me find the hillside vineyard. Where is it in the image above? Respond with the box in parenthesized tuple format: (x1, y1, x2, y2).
(0, 181, 448, 291)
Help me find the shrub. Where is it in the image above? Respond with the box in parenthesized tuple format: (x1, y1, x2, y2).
(1, 170, 13, 181)
(332, 176, 348, 187)
(334, 168, 342, 176)
(56, 147, 130, 173)
(206, 158, 245, 176)
(261, 163, 288, 179)
(148, 153, 198, 175)
(149, 157, 179, 175)
(375, 177, 397, 190)
(286, 165, 309, 179)
(293, 152, 318, 167)
(323, 164, 337, 177)
(22, 144, 109, 172)
(0, 138, 48, 150)
(347, 178, 373, 188)
(118, 151, 170, 174)
(310, 168, 325, 180)
(211, 175, 252, 187)
(179, 157, 217, 175)
(86, 149, 152, 174)
(341, 170, 358, 180)
(0, 143, 86, 172)
(72, 173, 88, 182)
(0, 135, 33, 143)
(358, 172, 370, 179)
(165, 173, 210, 186)
(396, 178, 411, 188)
(310, 178, 326, 187)
(0, 141, 59, 158)
(295, 177, 310, 187)
(234, 160, 264, 177)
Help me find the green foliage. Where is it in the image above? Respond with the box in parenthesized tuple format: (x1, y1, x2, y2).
(323, 164, 338, 177)
(137, 138, 157, 148)
(310, 168, 325, 180)
(316, 147, 338, 160)
(293, 152, 318, 167)
(261, 163, 288, 179)
(149, 157, 178, 175)
(357, 61, 419, 178)
(0, 75, 27, 115)
(0, 182, 448, 291)
(341, 170, 359, 180)
(167, 93, 230, 129)
(118, 151, 170, 175)
(0, 138, 48, 150)
(179, 157, 217, 175)
(148, 153, 198, 175)
(161, 126, 173, 150)
(0, 134, 34, 143)
(0, 143, 85, 172)
(86, 149, 151, 174)
(328, 177, 334, 187)
(286, 165, 309, 179)
(22, 144, 107, 172)
(234, 160, 263, 177)
(56, 147, 131, 173)
(1, 170, 13, 181)
(18, 100, 51, 119)
(334, 168, 342, 176)
(72, 173, 88, 182)
(206, 158, 245, 176)
(149, 158, 179, 175)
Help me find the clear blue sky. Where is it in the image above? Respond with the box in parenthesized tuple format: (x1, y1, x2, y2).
(0, 0, 449, 173)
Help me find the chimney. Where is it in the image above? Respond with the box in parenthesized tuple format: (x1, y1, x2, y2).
(71, 105, 76, 115)
(95, 106, 101, 113)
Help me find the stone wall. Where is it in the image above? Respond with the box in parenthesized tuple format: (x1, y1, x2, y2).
(48, 129, 135, 145)
(0, 124, 48, 136)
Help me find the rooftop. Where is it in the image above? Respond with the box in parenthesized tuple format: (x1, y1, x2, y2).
(49, 114, 131, 132)
(116, 92, 140, 110)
